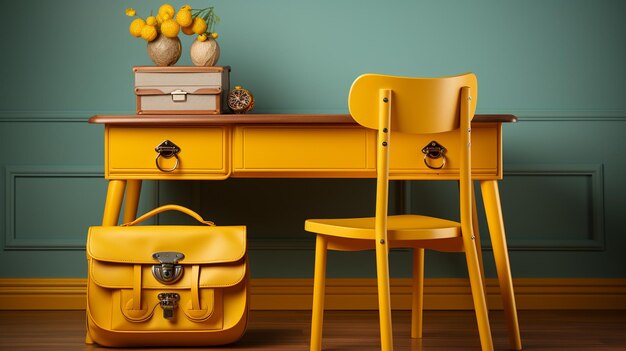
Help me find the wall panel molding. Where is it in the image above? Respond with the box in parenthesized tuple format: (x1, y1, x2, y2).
(497, 164, 605, 251)
(517, 116, 626, 122)
(483, 109, 626, 121)
(1, 278, 624, 310)
(402, 164, 605, 252)
(4, 166, 104, 250)
(248, 238, 313, 251)
(0, 111, 129, 123)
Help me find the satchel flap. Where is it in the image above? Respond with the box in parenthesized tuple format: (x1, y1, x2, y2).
(87, 225, 246, 264)
(90, 260, 246, 289)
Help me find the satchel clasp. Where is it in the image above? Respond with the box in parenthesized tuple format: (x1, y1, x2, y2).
(152, 252, 185, 285)
(157, 292, 180, 319)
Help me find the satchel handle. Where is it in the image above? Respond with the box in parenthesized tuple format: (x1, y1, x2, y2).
(121, 205, 215, 227)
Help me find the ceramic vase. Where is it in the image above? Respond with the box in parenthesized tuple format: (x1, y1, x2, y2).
(190, 38, 220, 66)
(147, 35, 182, 66)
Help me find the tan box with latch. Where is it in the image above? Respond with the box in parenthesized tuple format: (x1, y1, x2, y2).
(134, 66, 230, 115)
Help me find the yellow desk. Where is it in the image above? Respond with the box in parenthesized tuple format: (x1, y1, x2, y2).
(89, 113, 522, 350)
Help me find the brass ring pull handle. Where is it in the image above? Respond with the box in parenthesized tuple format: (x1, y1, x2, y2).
(421, 141, 447, 170)
(155, 140, 180, 172)
(155, 154, 179, 172)
(423, 154, 446, 169)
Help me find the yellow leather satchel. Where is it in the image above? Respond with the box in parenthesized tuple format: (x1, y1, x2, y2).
(85, 204, 248, 347)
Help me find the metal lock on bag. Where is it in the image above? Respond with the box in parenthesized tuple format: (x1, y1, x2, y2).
(158, 292, 180, 319)
(152, 252, 184, 284)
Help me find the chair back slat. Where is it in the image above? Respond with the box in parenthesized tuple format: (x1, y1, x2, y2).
(348, 73, 477, 134)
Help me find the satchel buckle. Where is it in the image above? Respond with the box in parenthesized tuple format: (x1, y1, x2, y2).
(158, 292, 180, 319)
(152, 252, 185, 284)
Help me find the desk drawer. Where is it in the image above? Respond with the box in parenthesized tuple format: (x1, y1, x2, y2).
(233, 125, 375, 177)
(232, 124, 500, 179)
(389, 124, 500, 179)
(106, 126, 229, 179)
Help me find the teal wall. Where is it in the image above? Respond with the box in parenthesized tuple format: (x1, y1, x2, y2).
(1, 0, 625, 279)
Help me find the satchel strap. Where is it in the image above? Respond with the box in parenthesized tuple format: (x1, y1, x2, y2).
(133, 265, 142, 310)
(121, 205, 215, 227)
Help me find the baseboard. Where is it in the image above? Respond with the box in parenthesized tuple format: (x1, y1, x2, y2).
(1, 278, 625, 310)
(0, 279, 86, 310)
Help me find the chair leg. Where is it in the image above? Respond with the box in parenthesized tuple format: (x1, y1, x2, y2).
(411, 248, 424, 339)
(375, 240, 394, 351)
(463, 227, 494, 351)
(310, 235, 328, 351)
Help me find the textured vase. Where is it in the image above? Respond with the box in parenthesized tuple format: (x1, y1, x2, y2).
(147, 35, 182, 66)
(190, 38, 220, 66)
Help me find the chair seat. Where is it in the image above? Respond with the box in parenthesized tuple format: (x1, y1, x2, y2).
(305, 214, 461, 241)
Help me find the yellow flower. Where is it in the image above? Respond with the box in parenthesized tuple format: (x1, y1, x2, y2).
(191, 17, 207, 35)
(181, 25, 195, 35)
(176, 8, 193, 27)
(140, 25, 158, 42)
(198, 33, 208, 42)
(125, 8, 136, 17)
(211, 32, 219, 39)
(181, 5, 191, 11)
(146, 16, 157, 26)
(156, 14, 163, 25)
(129, 18, 146, 37)
(158, 4, 175, 18)
(160, 19, 180, 38)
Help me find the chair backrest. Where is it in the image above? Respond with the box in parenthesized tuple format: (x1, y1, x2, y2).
(348, 73, 478, 243)
(348, 73, 477, 134)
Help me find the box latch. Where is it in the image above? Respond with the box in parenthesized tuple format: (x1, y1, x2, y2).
(170, 89, 188, 102)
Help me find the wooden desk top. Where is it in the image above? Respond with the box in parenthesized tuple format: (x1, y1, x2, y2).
(88, 114, 517, 126)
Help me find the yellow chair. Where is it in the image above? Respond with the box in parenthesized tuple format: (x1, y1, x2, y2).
(306, 73, 493, 351)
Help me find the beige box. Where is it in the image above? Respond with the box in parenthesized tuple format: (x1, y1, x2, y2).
(134, 66, 230, 115)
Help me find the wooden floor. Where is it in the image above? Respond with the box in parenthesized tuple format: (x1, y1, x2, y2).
(1, 310, 625, 350)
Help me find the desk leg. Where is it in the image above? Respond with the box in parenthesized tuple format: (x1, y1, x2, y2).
(480, 180, 522, 350)
(102, 180, 126, 226)
(123, 180, 142, 223)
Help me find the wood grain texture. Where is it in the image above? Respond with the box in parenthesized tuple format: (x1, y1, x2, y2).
(1, 310, 625, 350)
(88, 114, 517, 125)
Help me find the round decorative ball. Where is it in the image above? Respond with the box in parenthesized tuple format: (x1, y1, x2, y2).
(227, 86, 254, 114)
(147, 35, 182, 66)
(190, 38, 220, 67)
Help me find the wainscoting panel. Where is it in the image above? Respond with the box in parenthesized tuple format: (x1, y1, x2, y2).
(486, 164, 604, 250)
(4, 166, 106, 250)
